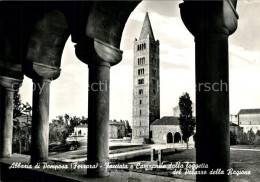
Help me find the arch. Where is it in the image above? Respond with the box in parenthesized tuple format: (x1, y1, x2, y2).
(24, 9, 70, 79)
(167, 132, 173, 143)
(174, 132, 181, 143)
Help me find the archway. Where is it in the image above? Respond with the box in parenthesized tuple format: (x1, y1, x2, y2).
(174, 132, 181, 143)
(167, 132, 173, 143)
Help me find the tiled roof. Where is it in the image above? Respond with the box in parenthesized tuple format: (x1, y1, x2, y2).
(238, 109, 260, 115)
(109, 120, 125, 125)
(151, 116, 179, 125)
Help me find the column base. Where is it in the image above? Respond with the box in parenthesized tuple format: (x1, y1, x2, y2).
(0, 154, 12, 158)
(87, 165, 109, 178)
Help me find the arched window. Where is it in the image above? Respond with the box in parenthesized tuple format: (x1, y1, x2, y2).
(139, 89, 143, 95)
(138, 79, 144, 85)
(138, 68, 144, 75)
(144, 43, 146, 49)
(140, 110, 142, 116)
(153, 89, 156, 95)
(140, 99, 142, 105)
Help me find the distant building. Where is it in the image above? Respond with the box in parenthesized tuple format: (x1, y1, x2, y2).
(73, 124, 88, 137)
(150, 116, 183, 144)
(109, 120, 126, 139)
(17, 113, 31, 124)
(229, 122, 242, 135)
(230, 114, 238, 125)
(238, 109, 260, 133)
(72, 120, 126, 139)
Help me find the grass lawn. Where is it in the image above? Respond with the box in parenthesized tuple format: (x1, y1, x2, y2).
(48, 145, 259, 181)
(129, 147, 260, 182)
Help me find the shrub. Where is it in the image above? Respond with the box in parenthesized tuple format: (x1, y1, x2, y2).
(230, 131, 238, 145)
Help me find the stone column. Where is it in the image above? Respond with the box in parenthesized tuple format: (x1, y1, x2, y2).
(30, 77, 51, 164)
(76, 38, 122, 177)
(0, 76, 22, 158)
(151, 149, 156, 161)
(180, 1, 238, 182)
(26, 62, 60, 165)
(158, 149, 163, 164)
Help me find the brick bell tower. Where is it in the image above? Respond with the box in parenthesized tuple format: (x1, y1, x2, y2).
(132, 12, 160, 144)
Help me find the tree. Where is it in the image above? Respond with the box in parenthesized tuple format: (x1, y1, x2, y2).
(247, 129, 256, 145)
(124, 120, 132, 137)
(49, 116, 70, 143)
(178, 92, 196, 149)
(13, 91, 23, 119)
(255, 130, 260, 145)
(230, 131, 238, 145)
(13, 91, 32, 154)
(237, 132, 249, 144)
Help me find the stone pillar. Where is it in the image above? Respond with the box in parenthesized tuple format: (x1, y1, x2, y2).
(180, 1, 238, 182)
(151, 149, 156, 161)
(25, 62, 60, 165)
(76, 38, 122, 177)
(30, 77, 51, 164)
(158, 149, 163, 164)
(0, 76, 22, 158)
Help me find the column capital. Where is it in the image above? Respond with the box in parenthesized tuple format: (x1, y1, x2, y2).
(180, 0, 238, 37)
(24, 62, 61, 81)
(0, 76, 23, 91)
(75, 38, 123, 67)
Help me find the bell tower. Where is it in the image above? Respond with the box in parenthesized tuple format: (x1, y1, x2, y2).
(132, 12, 160, 143)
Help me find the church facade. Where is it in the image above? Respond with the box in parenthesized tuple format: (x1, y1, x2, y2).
(150, 116, 183, 144)
(132, 12, 160, 143)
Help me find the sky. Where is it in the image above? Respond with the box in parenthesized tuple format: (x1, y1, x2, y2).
(20, 0, 260, 125)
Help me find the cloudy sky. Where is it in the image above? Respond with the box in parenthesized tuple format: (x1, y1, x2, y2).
(20, 0, 260, 125)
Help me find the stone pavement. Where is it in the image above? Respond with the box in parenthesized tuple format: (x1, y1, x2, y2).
(0, 153, 194, 182)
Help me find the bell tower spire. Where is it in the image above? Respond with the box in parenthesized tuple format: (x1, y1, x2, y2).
(139, 12, 155, 41)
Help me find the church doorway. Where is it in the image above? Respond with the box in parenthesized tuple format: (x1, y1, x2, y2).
(167, 132, 173, 143)
(174, 132, 181, 143)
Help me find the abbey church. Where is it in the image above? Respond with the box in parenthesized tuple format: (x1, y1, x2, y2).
(132, 13, 183, 144)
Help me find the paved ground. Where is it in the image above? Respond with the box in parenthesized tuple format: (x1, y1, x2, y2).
(0, 153, 193, 182)
(1, 145, 258, 182)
